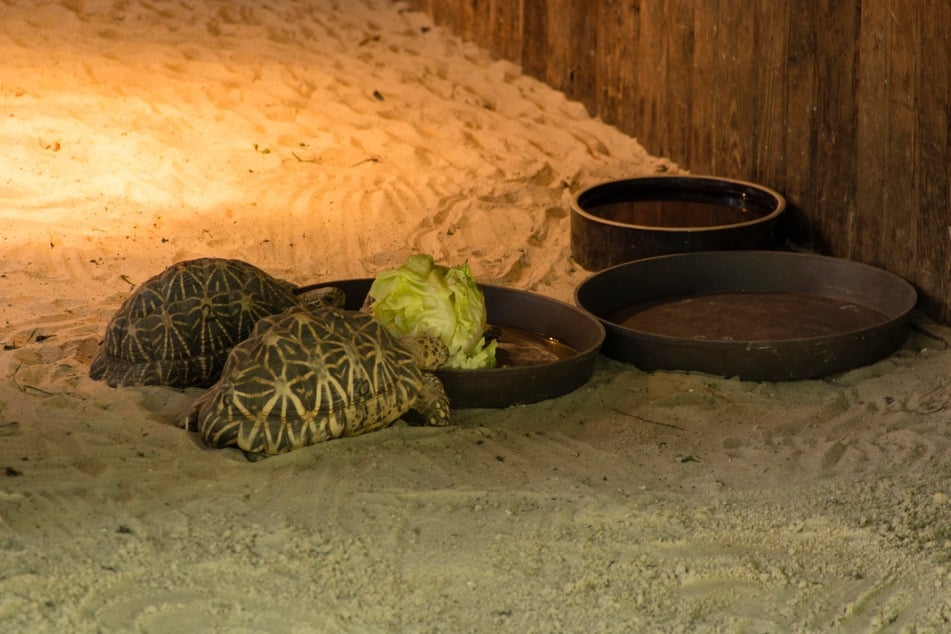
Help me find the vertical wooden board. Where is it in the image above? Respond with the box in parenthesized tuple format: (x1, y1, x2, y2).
(812, 2, 860, 258)
(662, 0, 694, 165)
(635, 1, 669, 162)
(783, 3, 818, 248)
(878, 0, 919, 280)
(566, 0, 599, 114)
(463, 0, 513, 59)
(519, 1, 548, 82)
(751, 2, 789, 193)
(424, 0, 463, 37)
(483, 0, 523, 62)
(594, 0, 640, 135)
(852, 0, 889, 265)
(915, 1, 951, 318)
(687, 2, 717, 174)
(531, 1, 568, 95)
(536, 0, 598, 114)
(711, 0, 757, 179)
(457, 0, 477, 44)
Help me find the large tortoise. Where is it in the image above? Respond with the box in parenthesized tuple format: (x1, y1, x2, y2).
(185, 305, 451, 459)
(89, 258, 343, 388)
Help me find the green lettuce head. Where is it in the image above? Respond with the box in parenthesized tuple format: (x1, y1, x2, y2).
(366, 253, 497, 369)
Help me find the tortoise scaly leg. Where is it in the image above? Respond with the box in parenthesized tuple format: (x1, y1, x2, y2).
(414, 373, 451, 426)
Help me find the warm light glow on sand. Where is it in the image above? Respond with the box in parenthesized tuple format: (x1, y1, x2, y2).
(0, 0, 654, 304)
(0, 0, 661, 341)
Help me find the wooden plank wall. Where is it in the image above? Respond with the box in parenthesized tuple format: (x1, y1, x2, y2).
(405, 0, 951, 321)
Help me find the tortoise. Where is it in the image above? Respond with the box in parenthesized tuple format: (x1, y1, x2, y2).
(89, 258, 344, 388)
(184, 305, 451, 459)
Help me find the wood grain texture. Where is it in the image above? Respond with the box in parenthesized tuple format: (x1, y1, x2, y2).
(880, 1, 919, 279)
(594, 0, 639, 134)
(751, 3, 788, 192)
(405, 0, 951, 321)
(915, 0, 950, 316)
(686, 2, 715, 180)
(813, 2, 860, 259)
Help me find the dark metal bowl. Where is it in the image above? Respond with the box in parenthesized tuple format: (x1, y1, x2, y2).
(297, 279, 605, 408)
(575, 251, 917, 381)
(571, 175, 786, 270)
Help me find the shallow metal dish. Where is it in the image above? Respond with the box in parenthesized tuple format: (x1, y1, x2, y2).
(574, 251, 917, 381)
(571, 175, 786, 270)
(297, 279, 605, 408)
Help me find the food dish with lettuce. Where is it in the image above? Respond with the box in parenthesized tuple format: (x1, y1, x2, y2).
(363, 253, 498, 370)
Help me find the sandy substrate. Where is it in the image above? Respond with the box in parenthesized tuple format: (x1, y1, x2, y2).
(1, 1, 950, 631)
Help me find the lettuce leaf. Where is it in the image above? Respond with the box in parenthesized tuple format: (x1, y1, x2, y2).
(366, 253, 497, 369)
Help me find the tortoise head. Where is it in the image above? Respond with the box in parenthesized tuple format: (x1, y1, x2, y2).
(295, 286, 346, 309)
(399, 336, 449, 371)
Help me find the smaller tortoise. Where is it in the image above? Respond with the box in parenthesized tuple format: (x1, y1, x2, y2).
(89, 258, 343, 388)
(185, 305, 451, 459)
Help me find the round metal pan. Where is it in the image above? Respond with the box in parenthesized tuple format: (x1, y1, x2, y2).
(297, 279, 605, 408)
(574, 251, 917, 381)
(570, 175, 786, 271)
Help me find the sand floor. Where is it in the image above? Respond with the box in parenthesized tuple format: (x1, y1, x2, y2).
(1, 1, 950, 631)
